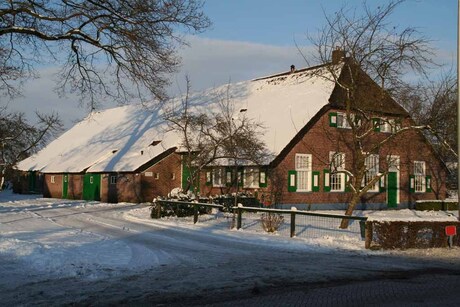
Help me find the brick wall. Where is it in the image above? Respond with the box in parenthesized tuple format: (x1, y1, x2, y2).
(99, 153, 182, 203)
(273, 109, 447, 207)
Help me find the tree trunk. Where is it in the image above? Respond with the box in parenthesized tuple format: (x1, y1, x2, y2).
(339, 193, 361, 229)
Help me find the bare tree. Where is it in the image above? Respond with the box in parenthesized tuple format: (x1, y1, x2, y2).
(0, 0, 210, 108)
(400, 70, 458, 161)
(0, 109, 62, 189)
(304, 0, 441, 228)
(164, 78, 269, 196)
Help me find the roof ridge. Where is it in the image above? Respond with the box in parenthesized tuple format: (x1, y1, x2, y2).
(251, 62, 332, 82)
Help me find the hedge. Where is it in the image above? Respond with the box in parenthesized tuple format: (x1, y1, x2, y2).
(415, 200, 458, 211)
(365, 221, 460, 249)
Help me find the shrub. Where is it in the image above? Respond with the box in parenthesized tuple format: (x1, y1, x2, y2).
(261, 213, 284, 233)
(415, 200, 458, 211)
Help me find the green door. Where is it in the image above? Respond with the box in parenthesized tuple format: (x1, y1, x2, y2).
(28, 171, 36, 192)
(83, 174, 101, 201)
(387, 172, 398, 208)
(62, 174, 68, 199)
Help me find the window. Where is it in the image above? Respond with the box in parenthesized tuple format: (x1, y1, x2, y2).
(260, 171, 266, 185)
(414, 161, 426, 192)
(170, 173, 176, 180)
(337, 112, 352, 129)
(50, 176, 55, 184)
(375, 118, 401, 133)
(154, 173, 160, 180)
(243, 168, 259, 188)
(363, 154, 379, 192)
(330, 152, 345, 192)
(212, 167, 225, 187)
(110, 176, 117, 185)
(295, 154, 312, 192)
(144, 171, 153, 177)
(380, 118, 391, 133)
(226, 170, 232, 185)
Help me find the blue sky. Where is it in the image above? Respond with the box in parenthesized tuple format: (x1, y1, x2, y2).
(7, 0, 458, 127)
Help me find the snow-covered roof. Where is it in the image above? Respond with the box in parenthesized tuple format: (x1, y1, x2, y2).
(181, 64, 338, 155)
(17, 105, 179, 173)
(17, 64, 339, 173)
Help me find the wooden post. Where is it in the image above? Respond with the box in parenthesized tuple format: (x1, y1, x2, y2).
(359, 220, 366, 239)
(237, 204, 242, 230)
(365, 221, 373, 249)
(290, 207, 297, 238)
(156, 201, 161, 219)
(193, 204, 198, 224)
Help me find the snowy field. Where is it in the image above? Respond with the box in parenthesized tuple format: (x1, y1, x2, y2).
(1, 191, 459, 305)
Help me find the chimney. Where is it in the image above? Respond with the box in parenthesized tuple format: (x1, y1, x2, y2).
(331, 47, 346, 64)
(290, 64, 296, 73)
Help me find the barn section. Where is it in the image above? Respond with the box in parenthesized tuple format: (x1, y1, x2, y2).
(15, 104, 183, 203)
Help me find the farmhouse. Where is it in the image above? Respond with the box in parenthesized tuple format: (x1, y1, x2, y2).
(15, 50, 448, 208)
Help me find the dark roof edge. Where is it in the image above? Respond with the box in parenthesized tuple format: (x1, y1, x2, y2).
(134, 147, 177, 173)
(252, 62, 331, 82)
(270, 104, 332, 168)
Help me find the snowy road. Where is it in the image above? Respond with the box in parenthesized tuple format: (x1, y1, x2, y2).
(1, 193, 459, 306)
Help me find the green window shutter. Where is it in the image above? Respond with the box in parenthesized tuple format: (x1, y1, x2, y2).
(259, 170, 268, 188)
(205, 171, 212, 186)
(288, 170, 297, 192)
(426, 175, 432, 192)
(329, 112, 337, 127)
(372, 118, 380, 132)
(409, 175, 415, 193)
(323, 169, 331, 192)
(379, 176, 386, 192)
(312, 171, 320, 192)
(345, 174, 352, 192)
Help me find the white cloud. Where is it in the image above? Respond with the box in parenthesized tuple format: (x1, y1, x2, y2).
(170, 36, 314, 94)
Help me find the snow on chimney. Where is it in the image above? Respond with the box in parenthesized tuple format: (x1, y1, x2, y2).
(332, 47, 346, 64)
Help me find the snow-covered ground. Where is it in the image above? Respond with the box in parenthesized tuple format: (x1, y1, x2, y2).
(1, 191, 459, 305)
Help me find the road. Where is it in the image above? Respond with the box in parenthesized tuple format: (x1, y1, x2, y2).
(0, 197, 459, 306)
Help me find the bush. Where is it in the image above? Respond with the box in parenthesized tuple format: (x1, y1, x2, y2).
(260, 213, 284, 233)
(415, 200, 458, 211)
(213, 194, 261, 212)
(150, 201, 210, 218)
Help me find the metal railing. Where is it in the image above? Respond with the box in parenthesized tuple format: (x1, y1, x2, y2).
(233, 206, 367, 239)
(152, 199, 367, 240)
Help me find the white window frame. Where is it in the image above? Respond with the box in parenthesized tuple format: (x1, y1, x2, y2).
(329, 152, 345, 192)
(243, 167, 259, 188)
(154, 173, 160, 180)
(295, 153, 312, 192)
(363, 154, 379, 192)
(50, 175, 55, 184)
(414, 161, 426, 193)
(110, 175, 117, 185)
(337, 112, 352, 129)
(212, 167, 225, 187)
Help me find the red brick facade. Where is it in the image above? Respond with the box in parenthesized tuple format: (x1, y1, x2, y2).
(269, 109, 447, 208)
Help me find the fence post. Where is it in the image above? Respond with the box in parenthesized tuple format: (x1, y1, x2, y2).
(193, 204, 198, 224)
(237, 203, 243, 230)
(290, 207, 297, 238)
(156, 201, 161, 218)
(365, 221, 373, 249)
(359, 220, 366, 239)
